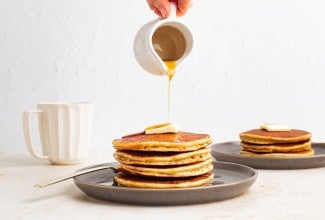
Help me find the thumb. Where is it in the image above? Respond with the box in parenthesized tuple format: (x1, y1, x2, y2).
(175, 0, 192, 17)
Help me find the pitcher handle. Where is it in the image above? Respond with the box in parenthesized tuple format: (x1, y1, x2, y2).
(22, 110, 49, 160)
(168, 1, 177, 19)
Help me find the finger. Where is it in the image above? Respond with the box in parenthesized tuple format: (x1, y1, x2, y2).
(147, 2, 156, 11)
(147, 0, 170, 18)
(147, 2, 163, 17)
(176, 0, 192, 17)
(153, 8, 163, 17)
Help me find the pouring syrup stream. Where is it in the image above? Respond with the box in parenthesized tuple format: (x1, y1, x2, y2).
(164, 60, 176, 122)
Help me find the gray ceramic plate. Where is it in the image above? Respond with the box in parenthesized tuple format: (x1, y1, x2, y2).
(74, 161, 257, 206)
(211, 141, 325, 169)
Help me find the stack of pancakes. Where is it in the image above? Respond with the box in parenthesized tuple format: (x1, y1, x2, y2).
(239, 129, 314, 157)
(112, 131, 213, 188)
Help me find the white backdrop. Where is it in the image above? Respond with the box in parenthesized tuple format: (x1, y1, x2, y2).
(1, 0, 325, 154)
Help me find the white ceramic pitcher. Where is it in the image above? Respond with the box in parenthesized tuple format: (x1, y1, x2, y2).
(133, 3, 193, 76)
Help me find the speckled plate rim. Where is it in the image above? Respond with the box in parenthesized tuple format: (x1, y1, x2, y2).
(73, 161, 257, 206)
(210, 141, 325, 169)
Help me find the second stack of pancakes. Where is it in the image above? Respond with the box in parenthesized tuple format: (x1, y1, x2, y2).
(112, 131, 214, 188)
(239, 128, 314, 157)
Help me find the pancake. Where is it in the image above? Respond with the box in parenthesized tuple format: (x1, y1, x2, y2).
(114, 148, 211, 166)
(114, 172, 214, 189)
(241, 140, 312, 153)
(112, 131, 212, 152)
(118, 159, 213, 177)
(239, 129, 311, 144)
(240, 148, 314, 157)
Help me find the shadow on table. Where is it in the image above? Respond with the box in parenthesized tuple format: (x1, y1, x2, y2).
(0, 152, 50, 167)
(23, 184, 124, 206)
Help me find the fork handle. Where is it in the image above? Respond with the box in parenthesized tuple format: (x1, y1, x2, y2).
(34, 165, 114, 188)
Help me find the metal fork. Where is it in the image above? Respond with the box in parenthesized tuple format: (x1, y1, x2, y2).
(34, 165, 117, 188)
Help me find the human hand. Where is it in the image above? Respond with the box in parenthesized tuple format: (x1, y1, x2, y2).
(146, 0, 192, 18)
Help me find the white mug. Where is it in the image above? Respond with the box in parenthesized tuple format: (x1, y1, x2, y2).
(22, 102, 94, 165)
(133, 2, 193, 76)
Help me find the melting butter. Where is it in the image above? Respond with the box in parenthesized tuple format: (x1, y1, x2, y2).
(260, 123, 291, 131)
(145, 123, 179, 134)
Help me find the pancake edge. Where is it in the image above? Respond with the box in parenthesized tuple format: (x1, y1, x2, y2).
(114, 173, 214, 189)
(240, 148, 315, 158)
(240, 140, 312, 153)
(113, 138, 212, 152)
(118, 159, 213, 177)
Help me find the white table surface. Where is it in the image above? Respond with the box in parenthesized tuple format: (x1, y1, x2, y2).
(1, 151, 325, 220)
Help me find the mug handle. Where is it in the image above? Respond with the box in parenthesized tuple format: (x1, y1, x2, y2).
(168, 2, 177, 19)
(22, 110, 49, 160)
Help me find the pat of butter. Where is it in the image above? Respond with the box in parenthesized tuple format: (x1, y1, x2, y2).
(145, 123, 179, 135)
(260, 123, 291, 131)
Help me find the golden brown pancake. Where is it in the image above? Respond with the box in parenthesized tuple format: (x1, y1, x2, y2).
(241, 140, 311, 153)
(112, 129, 214, 188)
(112, 131, 212, 152)
(114, 148, 211, 166)
(117, 159, 213, 177)
(240, 148, 314, 157)
(239, 129, 311, 144)
(114, 172, 214, 189)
